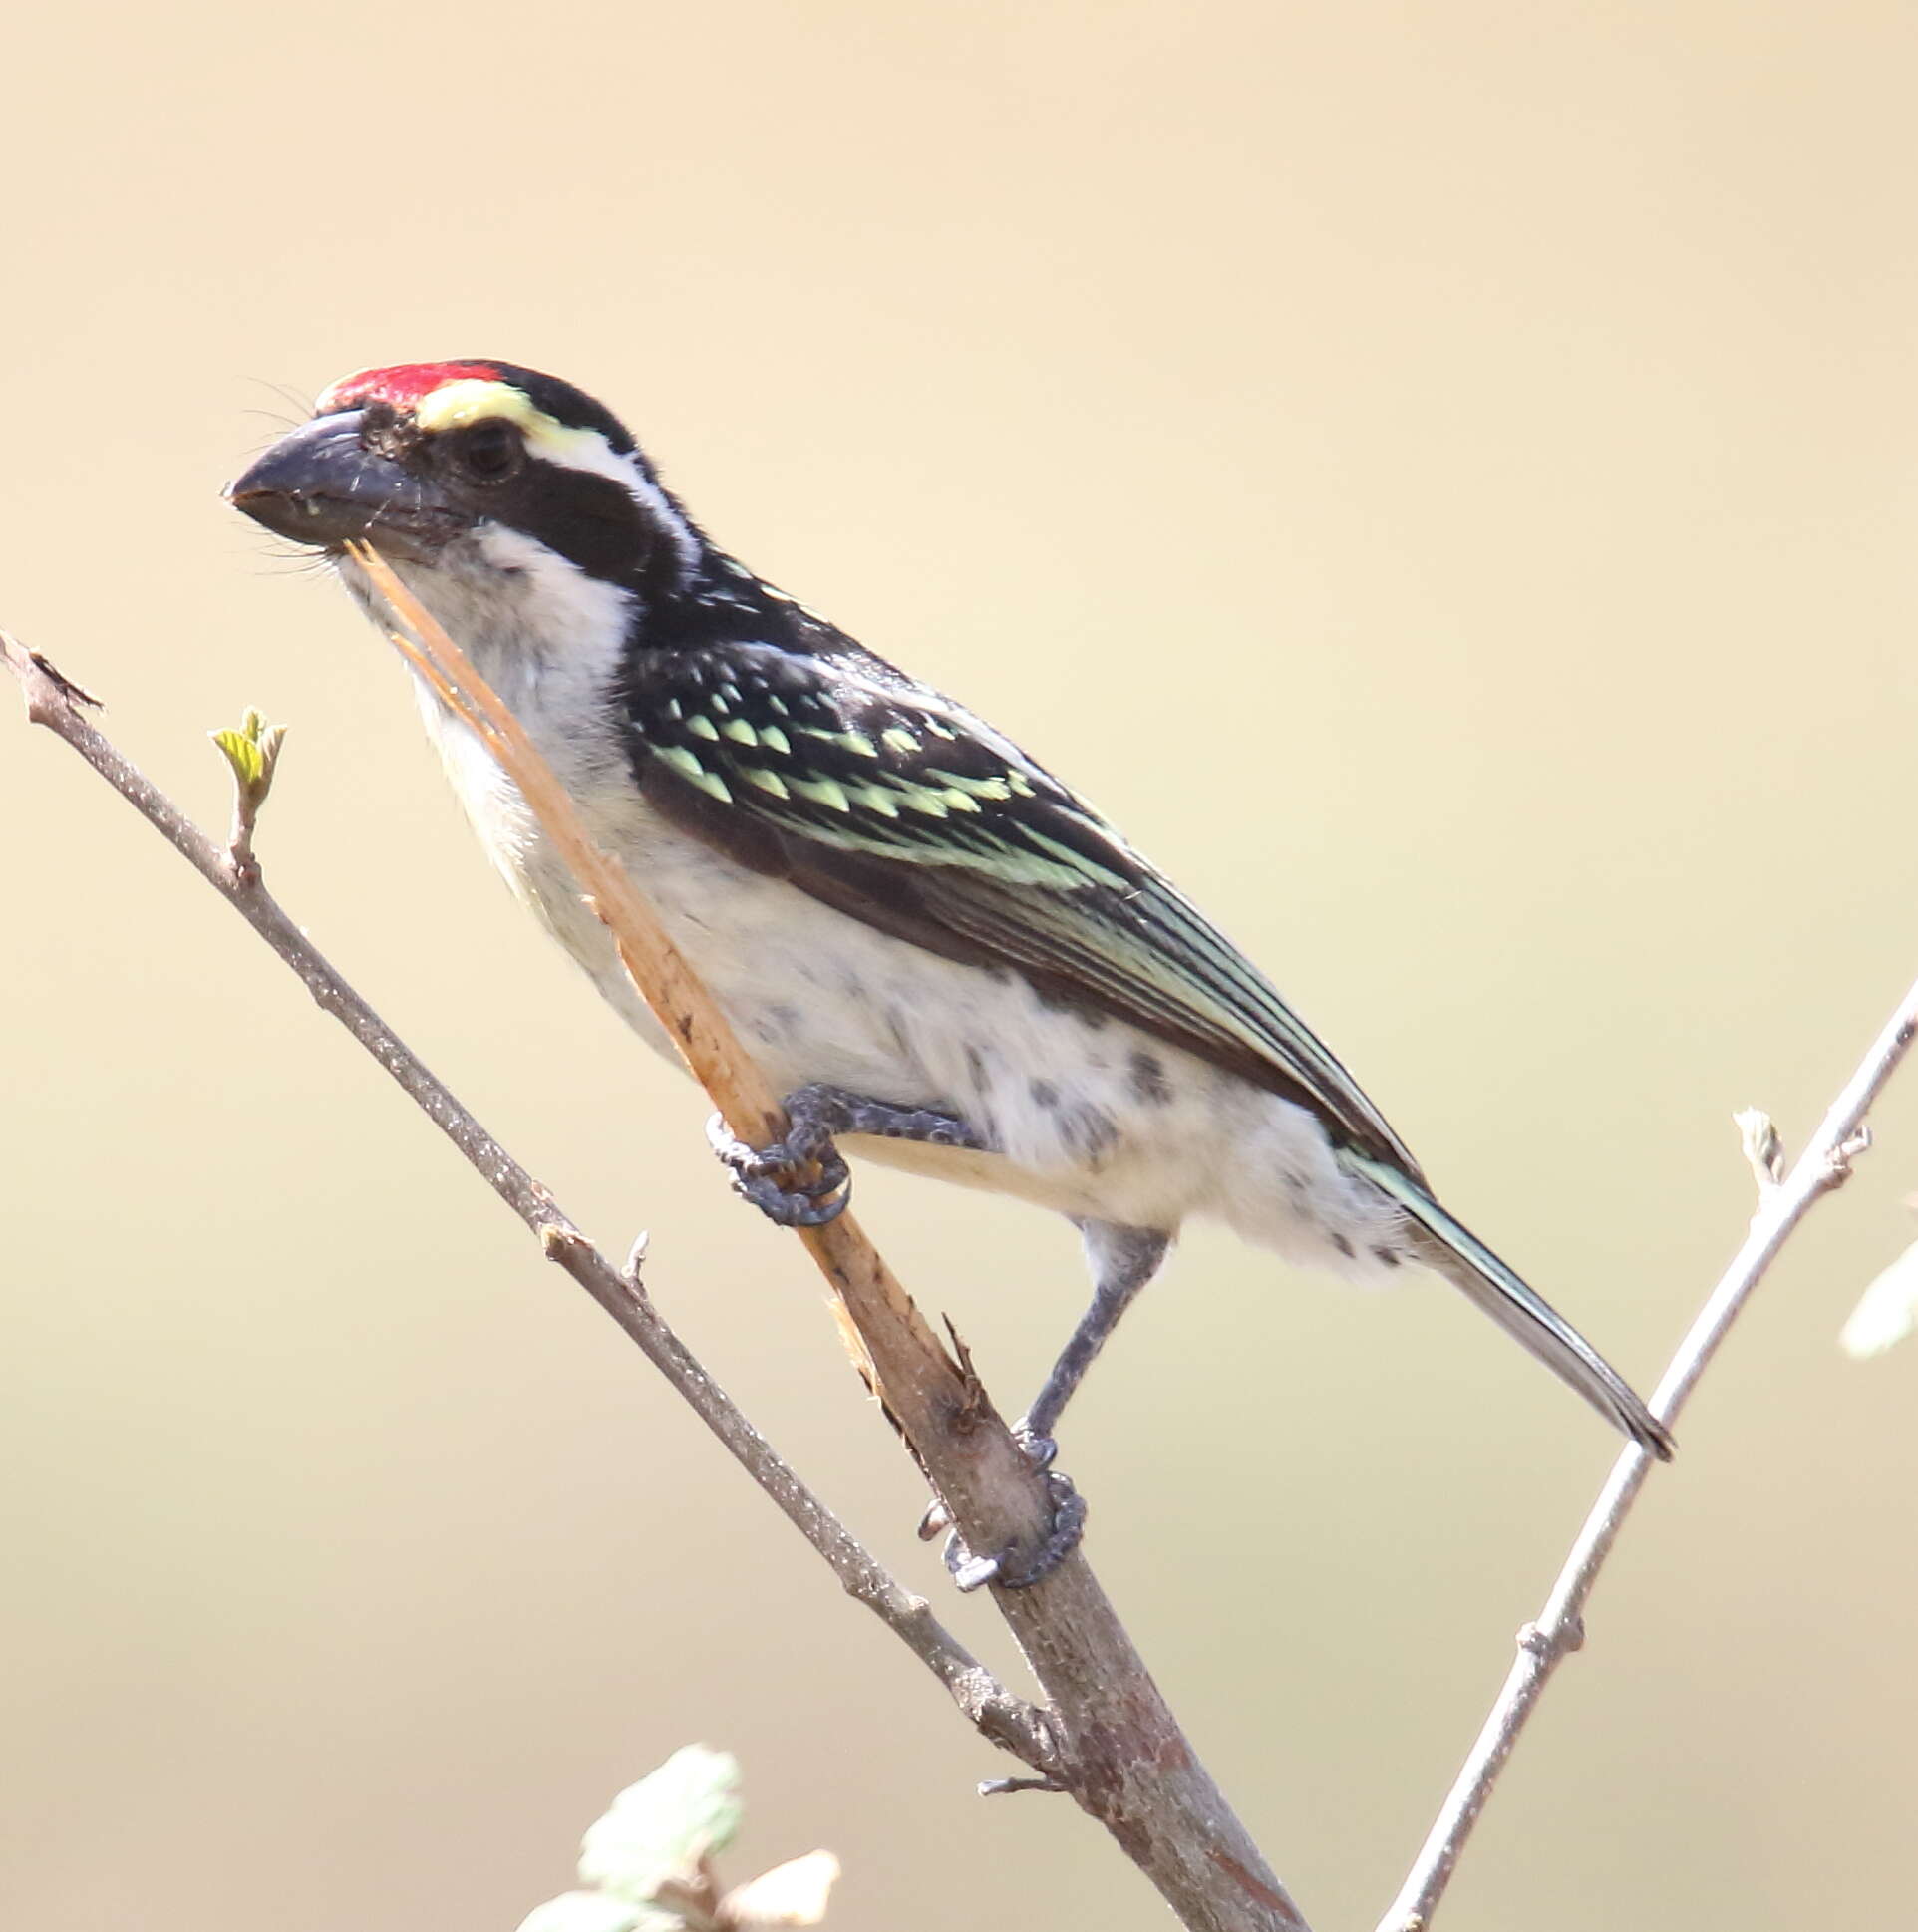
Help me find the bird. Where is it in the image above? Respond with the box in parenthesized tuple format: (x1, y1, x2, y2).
(228, 360, 1672, 1579)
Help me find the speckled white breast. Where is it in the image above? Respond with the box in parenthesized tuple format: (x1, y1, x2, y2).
(343, 536, 1408, 1273)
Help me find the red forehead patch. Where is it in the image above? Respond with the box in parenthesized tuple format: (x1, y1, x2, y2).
(316, 361, 504, 415)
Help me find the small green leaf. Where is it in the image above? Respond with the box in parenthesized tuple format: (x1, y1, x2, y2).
(579, 1745, 744, 1905)
(212, 727, 265, 791)
(210, 707, 287, 808)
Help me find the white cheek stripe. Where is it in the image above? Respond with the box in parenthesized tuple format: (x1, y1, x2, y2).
(414, 378, 701, 579)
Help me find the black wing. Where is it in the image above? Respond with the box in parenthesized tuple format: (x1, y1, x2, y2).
(622, 637, 1424, 1176)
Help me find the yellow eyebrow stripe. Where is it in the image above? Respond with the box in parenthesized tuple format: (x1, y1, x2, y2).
(412, 379, 607, 466)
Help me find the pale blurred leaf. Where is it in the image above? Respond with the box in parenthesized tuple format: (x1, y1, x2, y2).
(579, 1745, 744, 1904)
(718, 1849, 840, 1928)
(1841, 1239, 1918, 1359)
(515, 1890, 669, 1932)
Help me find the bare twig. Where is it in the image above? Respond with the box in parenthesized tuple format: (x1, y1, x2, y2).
(1378, 976, 1918, 1932)
(5, 621, 1305, 1932)
(0, 629, 1045, 1774)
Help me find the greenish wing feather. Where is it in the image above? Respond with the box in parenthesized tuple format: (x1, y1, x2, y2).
(633, 645, 1422, 1172)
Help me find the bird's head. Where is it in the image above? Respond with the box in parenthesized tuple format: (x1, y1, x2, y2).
(226, 361, 700, 597)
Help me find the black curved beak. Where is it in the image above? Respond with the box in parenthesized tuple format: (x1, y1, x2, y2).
(225, 410, 467, 560)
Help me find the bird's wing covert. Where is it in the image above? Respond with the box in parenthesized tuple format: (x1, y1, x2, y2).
(624, 641, 1422, 1173)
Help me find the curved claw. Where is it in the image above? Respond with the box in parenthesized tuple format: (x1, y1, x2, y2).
(945, 1539, 1004, 1593)
(734, 1166, 851, 1227)
(707, 1112, 851, 1227)
(941, 1467, 1088, 1592)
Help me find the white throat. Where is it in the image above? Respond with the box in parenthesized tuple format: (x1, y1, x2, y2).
(336, 524, 648, 921)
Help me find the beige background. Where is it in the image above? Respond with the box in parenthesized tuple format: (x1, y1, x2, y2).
(4, 4, 1915, 1928)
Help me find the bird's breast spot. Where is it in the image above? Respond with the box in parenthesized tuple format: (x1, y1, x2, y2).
(1128, 1049, 1174, 1107)
(751, 1004, 801, 1048)
(1061, 1103, 1121, 1168)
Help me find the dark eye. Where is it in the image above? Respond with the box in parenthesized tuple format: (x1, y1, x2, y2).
(452, 420, 523, 483)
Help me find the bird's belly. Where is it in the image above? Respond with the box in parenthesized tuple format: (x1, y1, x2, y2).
(425, 699, 1401, 1264)
(453, 755, 1209, 1220)
(836, 1134, 1123, 1218)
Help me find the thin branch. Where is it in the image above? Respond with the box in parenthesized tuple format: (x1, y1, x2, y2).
(0, 630, 1046, 1773)
(349, 553, 1308, 1932)
(1377, 974, 1918, 1932)
(5, 622, 1306, 1932)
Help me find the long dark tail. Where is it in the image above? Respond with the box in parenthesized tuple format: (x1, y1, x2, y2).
(1342, 1152, 1675, 1460)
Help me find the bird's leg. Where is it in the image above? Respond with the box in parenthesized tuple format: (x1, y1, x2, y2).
(707, 1082, 988, 1228)
(935, 1220, 1172, 1593)
(709, 1084, 1093, 1589)
(1019, 1220, 1172, 1453)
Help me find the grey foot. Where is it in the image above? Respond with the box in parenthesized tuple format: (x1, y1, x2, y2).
(943, 1466, 1087, 1591)
(928, 1428, 1084, 1592)
(776, 1082, 989, 1153)
(706, 1112, 850, 1227)
(709, 1084, 988, 1229)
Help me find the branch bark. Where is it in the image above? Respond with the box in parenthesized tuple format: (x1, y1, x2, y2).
(1376, 976, 1918, 1932)
(3, 623, 1304, 1932)
(1, 629, 1040, 1767)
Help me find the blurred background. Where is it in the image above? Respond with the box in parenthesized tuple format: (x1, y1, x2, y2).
(3, 4, 1914, 1927)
